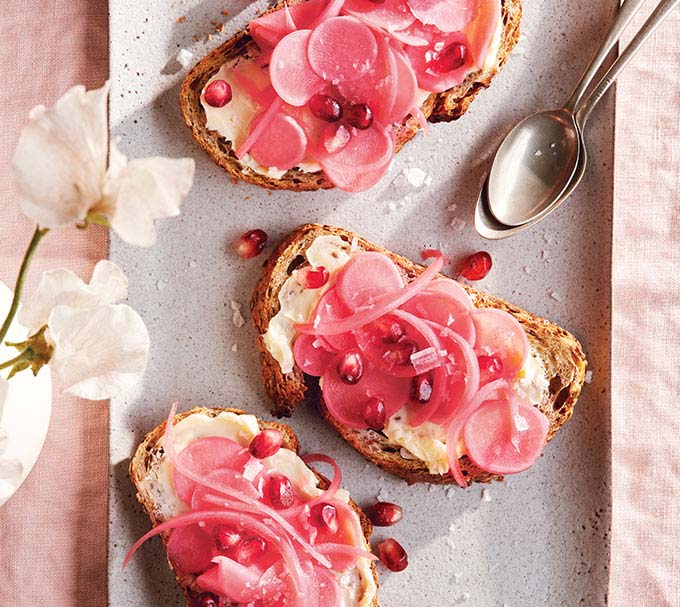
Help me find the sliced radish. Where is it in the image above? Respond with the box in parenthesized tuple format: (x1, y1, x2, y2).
(426, 278, 473, 309)
(270, 30, 325, 106)
(166, 524, 217, 575)
(406, 0, 478, 32)
(391, 20, 432, 46)
(319, 148, 393, 192)
(310, 288, 357, 352)
(385, 47, 419, 124)
(197, 556, 262, 603)
(336, 251, 403, 311)
(401, 291, 475, 345)
(471, 308, 529, 380)
(406, 31, 474, 93)
(250, 0, 333, 50)
(235, 97, 284, 158)
(464, 0, 501, 67)
(322, 355, 410, 428)
(342, 0, 416, 32)
(250, 113, 308, 170)
(463, 398, 550, 474)
(293, 334, 335, 376)
(307, 16, 378, 83)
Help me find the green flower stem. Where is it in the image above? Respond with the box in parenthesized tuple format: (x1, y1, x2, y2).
(0, 350, 29, 371)
(0, 226, 49, 345)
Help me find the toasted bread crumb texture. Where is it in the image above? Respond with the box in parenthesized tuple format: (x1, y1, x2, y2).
(180, 0, 521, 191)
(129, 406, 379, 607)
(251, 225, 588, 486)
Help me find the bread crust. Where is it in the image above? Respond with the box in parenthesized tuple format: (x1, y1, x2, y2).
(250, 225, 588, 486)
(179, 0, 522, 191)
(129, 406, 379, 607)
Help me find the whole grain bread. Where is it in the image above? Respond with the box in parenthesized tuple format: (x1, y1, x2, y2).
(250, 225, 588, 486)
(130, 406, 379, 607)
(180, 0, 522, 191)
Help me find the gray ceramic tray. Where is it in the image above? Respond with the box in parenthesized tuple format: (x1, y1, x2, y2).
(108, 1, 614, 605)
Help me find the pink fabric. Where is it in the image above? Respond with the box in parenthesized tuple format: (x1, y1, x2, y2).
(0, 2, 109, 607)
(610, 6, 680, 607)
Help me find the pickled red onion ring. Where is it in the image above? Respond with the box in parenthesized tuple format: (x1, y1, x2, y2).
(445, 379, 508, 487)
(315, 542, 378, 563)
(288, 453, 342, 515)
(235, 96, 284, 158)
(295, 250, 445, 336)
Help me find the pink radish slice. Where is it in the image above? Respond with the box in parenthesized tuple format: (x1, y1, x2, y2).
(315, 542, 376, 570)
(307, 16, 378, 83)
(463, 398, 550, 474)
(249, 0, 330, 50)
(406, 32, 474, 93)
(190, 469, 260, 512)
(270, 30, 325, 106)
(319, 150, 392, 192)
(236, 97, 284, 158)
(297, 250, 444, 336)
(406, 0, 478, 31)
(426, 278, 473, 309)
(445, 379, 507, 486)
(391, 20, 432, 46)
(337, 31, 397, 125)
(166, 524, 217, 574)
(172, 436, 251, 506)
(464, 0, 501, 67)
(401, 291, 475, 345)
(385, 47, 419, 124)
(471, 308, 529, 380)
(250, 113, 308, 170)
(313, 564, 344, 605)
(336, 251, 403, 311)
(309, 0, 347, 27)
(197, 556, 262, 603)
(294, 334, 335, 376)
(310, 288, 357, 352)
(342, 0, 415, 32)
(322, 355, 410, 428)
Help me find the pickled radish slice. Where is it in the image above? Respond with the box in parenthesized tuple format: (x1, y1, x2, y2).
(197, 557, 262, 603)
(294, 334, 334, 376)
(472, 308, 529, 379)
(250, 0, 332, 51)
(322, 356, 410, 428)
(387, 48, 419, 124)
(342, 0, 416, 33)
(307, 17, 378, 83)
(426, 278, 473, 309)
(401, 291, 475, 344)
(172, 436, 250, 506)
(406, 32, 474, 93)
(463, 399, 549, 474)
(336, 252, 403, 311)
(310, 288, 357, 352)
(406, 0, 478, 31)
(270, 30, 325, 106)
(250, 113, 308, 170)
(464, 0, 501, 67)
(319, 151, 392, 192)
(166, 524, 217, 574)
(235, 97, 283, 158)
(391, 20, 432, 46)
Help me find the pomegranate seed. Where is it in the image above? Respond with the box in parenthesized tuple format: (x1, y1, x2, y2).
(432, 42, 469, 73)
(323, 123, 351, 154)
(369, 0, 386, 3)
(204, 80, 233, 108)
(459, 251, 492, 281)
(366, 502, 403, 527)
(214, 525, 241, 552)
(195, 592, 220, 607)
(310, 503, 339, 534)
(236, 536, 266, 565)
(364, 397, 386, 431)
(345, 103, 374, 130)
(478, 354, 503, 376)
(309, 93, 343, 122)
(375, 317, 406, 344)
(296, 266, 330, 289)
(338, 352, 364, 384)
(235, 229, 268, 259)
(265, 473, 295, 509)
(411, 374, 433, 403)
(378, 538, 408, 572)
(249, 429, 283, 459)
(383, 339, 418, 368)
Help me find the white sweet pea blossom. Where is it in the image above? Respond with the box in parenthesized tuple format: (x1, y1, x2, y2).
(0, 380, 22, 495)
(19, 261, 150, 400)
(11, 82, 195, 247)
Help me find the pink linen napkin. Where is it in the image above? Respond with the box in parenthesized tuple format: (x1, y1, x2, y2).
(610, 6, 680, 607)
(0, 2, 109, 606)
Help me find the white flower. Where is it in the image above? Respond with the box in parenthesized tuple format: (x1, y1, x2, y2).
(19, 262, 150, 400)
(0, 379, 23, 493)
(12, 82, 195, 247)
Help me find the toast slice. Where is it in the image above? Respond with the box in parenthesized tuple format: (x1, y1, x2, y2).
(180, 0, 522, 191)
(130, 406, 379, 607)
(251, 225, 588, 485)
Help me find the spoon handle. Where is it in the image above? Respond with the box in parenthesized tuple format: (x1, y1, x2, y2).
(564, 0, 648, 112)
(577, 0, 680, 125)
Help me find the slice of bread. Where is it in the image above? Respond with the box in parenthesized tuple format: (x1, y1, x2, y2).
(250, 225, 588, 485)
(130, 406, 379, 607)
(180, 0, 522, 191)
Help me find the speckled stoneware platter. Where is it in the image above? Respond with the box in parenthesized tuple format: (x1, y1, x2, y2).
(108, 1, 615, 605)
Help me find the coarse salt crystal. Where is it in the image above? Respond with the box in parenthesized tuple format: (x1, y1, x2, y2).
(231, 343, 238, 352)
(481, 488, 491, 502)
(404, 166, 428, 188)
(231, 300, 245, 327)
(447, 203, 458, 213)
(176, 48, 194, 69)
(450, 217, 466, 232)
(549, 291, 562, 302)
(585, 370, 594, 384)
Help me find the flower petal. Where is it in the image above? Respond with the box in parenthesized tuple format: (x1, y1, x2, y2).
(48, 303, 149, 400)
(18, 260, 129, 332)
(0, 458, 23, 483)
(104, 155, 195, 247)
(12, 83, 110, 228)
(0, 378, 7, 430)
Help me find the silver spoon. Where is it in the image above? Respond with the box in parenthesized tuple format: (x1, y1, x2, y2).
(476, 0, 679, 237)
